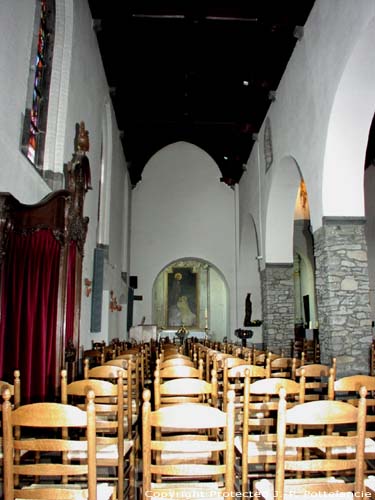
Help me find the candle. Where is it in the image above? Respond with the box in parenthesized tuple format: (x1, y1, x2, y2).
(205, 308, 208, 329)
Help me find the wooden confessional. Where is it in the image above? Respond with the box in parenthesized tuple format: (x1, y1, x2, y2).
(0, 122, 91, 401)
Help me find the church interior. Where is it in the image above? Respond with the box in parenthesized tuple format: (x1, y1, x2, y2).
(2, 1, 375, 499)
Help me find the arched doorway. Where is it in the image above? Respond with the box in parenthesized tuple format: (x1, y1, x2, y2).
(293, 180, 318, 336)
(152, 258, 229, 341)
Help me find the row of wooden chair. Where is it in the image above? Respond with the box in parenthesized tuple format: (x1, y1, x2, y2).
(149, 344, 375, 498)
(1, 337, 374, 500)
(2, 386, 117, 500)
(0, 341, 149, 500)
(141, 374, 374, 499)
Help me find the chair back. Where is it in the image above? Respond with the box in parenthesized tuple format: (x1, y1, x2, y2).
(2, 387, 115, 500)
(330, 374, 375, 439)
(295, 359, 336, 400)
(154, 370, 218, 409)
(237, 372, 305, 495)
(142, 388, 235, 499)
(270, 357, 300, 379)
(61, 370, 131, 498)
(156, 360, 204, 380)
(222, 363, 269, 410)
(0, 370, 21, 409)
(271, 386, 367, 499)
(158, 357, 194, 368)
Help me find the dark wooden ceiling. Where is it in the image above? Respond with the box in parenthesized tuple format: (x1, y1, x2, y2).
(88, 1, 315, 187)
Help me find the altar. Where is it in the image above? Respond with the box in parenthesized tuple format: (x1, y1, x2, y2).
(129, 324, 158, 343)
(159, 329, 207, 341)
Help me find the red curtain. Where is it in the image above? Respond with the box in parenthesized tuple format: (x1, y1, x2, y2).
(0, 229, 61, 402)
(65, 241, 76, 347)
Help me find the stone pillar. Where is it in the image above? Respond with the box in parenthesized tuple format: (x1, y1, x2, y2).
(314, 217, 372, 376)
(261, 264, 294, 354)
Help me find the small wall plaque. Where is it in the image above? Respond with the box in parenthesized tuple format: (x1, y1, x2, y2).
(264, 117, 273, 172)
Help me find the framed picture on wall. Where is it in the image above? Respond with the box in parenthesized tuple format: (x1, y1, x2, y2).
(165, 267, 199, 328)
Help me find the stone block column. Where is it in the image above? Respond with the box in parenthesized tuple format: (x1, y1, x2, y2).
(261, 264, 294, 354)
(314, 217, 372, 376)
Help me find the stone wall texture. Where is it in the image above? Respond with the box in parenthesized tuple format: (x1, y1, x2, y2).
(261, 264, 294, 355)
(314, 218, 372, 376)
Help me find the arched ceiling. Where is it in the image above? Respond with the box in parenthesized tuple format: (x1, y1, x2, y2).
(88, 0, 315, 187)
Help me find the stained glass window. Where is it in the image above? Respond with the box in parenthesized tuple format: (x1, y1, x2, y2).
(22, 0, 55, 168)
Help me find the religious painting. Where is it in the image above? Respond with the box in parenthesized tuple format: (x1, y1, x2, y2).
(166, 267, 199, 328)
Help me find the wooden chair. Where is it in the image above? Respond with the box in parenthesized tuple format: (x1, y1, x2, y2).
(370, 340, 375, 376)
(114, 351, 143, 395)
(295, 359, 336, 400)
(156, 360, 204, 381)
(303, 338, 321, 363)
(83, 362, 139, 450)
(106, 355, 142, 406)
(222, 357, 249, 399)
(222, 363, 269, 411)
(254, 351, 279, 368)
(154, 369, 218, 409)
(82, 348, 105, 369)
(157, 357, 194, 368)
(61, 369, 135, 499)
(2, 386, 115, 500)
(0, 371, 21, 410)
(204, 350, 233, 383)
(328, 373, 375, 470)
(236, 374, 306, 495)
(141, 388, 235, 500)
(158, 345, 181, 361)
(162, 353, 192, 362)
(269, 356, 300, 379)
(0, 371, 21, 488)
(254, 386, 367, 499)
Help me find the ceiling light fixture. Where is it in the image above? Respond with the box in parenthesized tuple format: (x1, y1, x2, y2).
(205, 16, 258, 22)
(293, 25, 304, 40)
(268, 90, 276, 101)
(92, 19, 102, 33)
(132, 14, 185, 19)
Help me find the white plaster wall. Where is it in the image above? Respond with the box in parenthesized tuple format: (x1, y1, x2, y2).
(365, 166, 375, 322)
(323, 12, 375, 219)
(0, 1, 130, 349)
(130, 141, 237, 339)
(0, 0, 50, 203)
(240, 0, 375, 265)
(66, 2, 131, 348)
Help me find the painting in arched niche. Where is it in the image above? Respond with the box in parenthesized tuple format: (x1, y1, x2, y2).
(152, 258, 229, 341)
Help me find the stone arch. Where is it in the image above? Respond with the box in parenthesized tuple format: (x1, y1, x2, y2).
(322, 16, 375, 219)
(265, 156, 302, 263)
(316, 17, 375, 375)
(238, 213, 263, 342)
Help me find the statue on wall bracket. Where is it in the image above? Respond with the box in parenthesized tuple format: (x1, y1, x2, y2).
(243, 292, 252, 327)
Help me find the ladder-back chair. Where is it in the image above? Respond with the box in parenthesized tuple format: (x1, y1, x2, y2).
(254, 386, 367, 499)
(236, 373, 306, 495)
(141, 388, 235, 500)
(154, 369, 218, 409)
(295, 360, 336, 400)
(2, 387, 115, 500)
(61, 370, 135, 499)
(328, 373, 375, 469)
